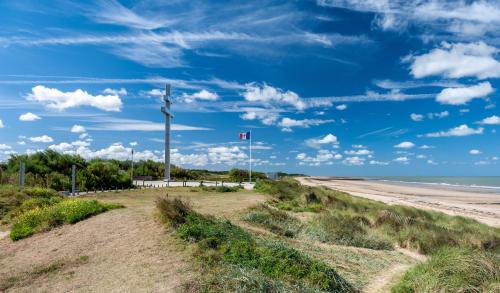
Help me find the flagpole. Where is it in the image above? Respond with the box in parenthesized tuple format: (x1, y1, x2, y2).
(249, 130, 252, 183)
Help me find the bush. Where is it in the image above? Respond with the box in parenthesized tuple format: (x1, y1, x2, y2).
(0, 185, 60, 220)
(193, 186, 242, 193)
(157, 198, 354, 292)
(9, 199, 123, 240)
(156, 196, 192, 227)
(392, 247, 500, 293)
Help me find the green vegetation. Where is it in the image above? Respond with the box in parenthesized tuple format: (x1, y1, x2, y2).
(392, 247, 499, 292)
(252, 179, 500, 291)
(156, 196, 354, 292)
(10, 198, 123, 240)
(0, 185, 60, 221)
(255, 179, 499, 254)
(241, 204, 302, 237)
(190, 185, 243, 193)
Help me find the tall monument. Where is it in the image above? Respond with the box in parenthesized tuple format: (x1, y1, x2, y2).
(161, 84, 173, 181)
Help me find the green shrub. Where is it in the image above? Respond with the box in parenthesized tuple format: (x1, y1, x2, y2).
(392, 247, 500, 293)
(157, 198, 353, 292)
(191, 186, 243, 193)
(156, 196, 193, 227)
(9, 199, 123, 240)
(0, 185, 60, 221)
(24, 187, 59, 198)
(242, 204, 302, 237)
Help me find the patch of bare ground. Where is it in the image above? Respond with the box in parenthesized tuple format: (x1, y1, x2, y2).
(0, 188, 267, 293)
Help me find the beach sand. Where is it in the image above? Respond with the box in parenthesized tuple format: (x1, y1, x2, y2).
(297, 177, 500, 228)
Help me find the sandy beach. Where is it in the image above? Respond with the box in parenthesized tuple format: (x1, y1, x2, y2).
(298, 177, 500, 228)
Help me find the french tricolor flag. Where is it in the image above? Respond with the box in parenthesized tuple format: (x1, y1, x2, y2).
(239, 131, 250, 140)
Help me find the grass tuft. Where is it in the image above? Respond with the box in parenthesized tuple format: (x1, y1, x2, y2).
(241, 204, 302, 237)
(392, 246, 500, 292)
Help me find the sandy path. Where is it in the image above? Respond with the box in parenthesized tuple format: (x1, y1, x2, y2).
(0, 189, 267, 293)
(363, 263, 411, 293)
(298, 177, 500, 227)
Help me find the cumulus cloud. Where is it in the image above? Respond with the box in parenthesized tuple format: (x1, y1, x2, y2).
(0, 144, 11, 150)
(342, 156, 365, 166)
(423, 124, 484, 137)
(103, 88, 127, 95)
(0, 119, 4, 128)
(469, 149, 481, 155)
(336, 104, 347, 110)
(436, 82, 493, 105)
(240, 109, 279, 125)
(243, 83, 306, 110)
(71, 125, 86, 133)
(344, 149, 373, 156)
(19, 112, 41, 121)
(409, 42, 500, 79)
(410, 113, 424, 121)
(278, 117, 333, 132)
(369, 160, 389, 166)
(305, 134, 339, 148)
(478, 115, 500, 125)
(180, 89, 219, 103)
(29, 135, 54, 143)
(394, 156, 409, 164)
(142, 88, 164, 98)
(26, 85, 123, 111)
(296, 150, 341, 166)
(394, 141, 415, 149)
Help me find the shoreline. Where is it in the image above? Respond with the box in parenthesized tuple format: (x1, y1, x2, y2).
(297, 176, 500, 228)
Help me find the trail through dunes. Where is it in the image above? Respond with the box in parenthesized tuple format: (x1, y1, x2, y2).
(0, 188, 267, 293)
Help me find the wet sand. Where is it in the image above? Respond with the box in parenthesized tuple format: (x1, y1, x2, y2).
(297, 177, 500, 228)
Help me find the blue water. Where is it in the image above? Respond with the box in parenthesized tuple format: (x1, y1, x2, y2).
(365, 176, 500, 192)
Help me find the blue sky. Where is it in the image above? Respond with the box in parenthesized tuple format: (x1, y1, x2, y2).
(0, 0, 499, 176)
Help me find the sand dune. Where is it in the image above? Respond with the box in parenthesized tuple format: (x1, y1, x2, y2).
(298, 177, 500, 228)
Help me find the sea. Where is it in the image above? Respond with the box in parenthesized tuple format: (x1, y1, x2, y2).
(364, 176, 500, 193)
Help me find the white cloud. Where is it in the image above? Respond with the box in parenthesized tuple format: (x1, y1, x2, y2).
(336, 104, 347, 110)
(26, 85, 123, 111)
(240, 109, 279, 125)
(419, 145, 434, 149)
(343, 156, 365, 166)
(428, 111, 449, 119)
(243, 83, 306, 110)
(394, 156, 410, 164)
(297, 150, 341, 166)
(142, 89, 164, 98)
(0, 144, 11, 150)
(478, 115, 500, 125)
(469, 149, 481, 155)
(130, 141, 138, 147)
(71, 125, 86, 133)
(436, 82, 493, 105)
(0, 119, 4, 128)
(416, 154, 426, 159)
(427, 160, 438, 165)
(352, 144, 366, 149)
(394, 141, 415, 149)
(278, 117, 333, 132)
(29, 135, 54, 143)
(19, 112, 41, 121)
(369, 160, 389, 166)
(180, 89, 219, 103)
(423, 124, 484, 137)
(103, 88, 127, 95)
(344, 149, 373, 156)
(306, 133, 339, 148)
(409, 42, 500, 79)
(87, 117, 212, 131)
(410, 113, 424, 121)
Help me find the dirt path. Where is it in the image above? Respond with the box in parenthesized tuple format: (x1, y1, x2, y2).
(363, 263, 411, 293)
(0, 188, 267, 293)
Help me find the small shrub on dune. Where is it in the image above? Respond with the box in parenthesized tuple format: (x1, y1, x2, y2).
(0, 185, 60, 221)
(392, 246, 500, 293)
(9, 199, 122, 240)
(156, 196, 192, 227)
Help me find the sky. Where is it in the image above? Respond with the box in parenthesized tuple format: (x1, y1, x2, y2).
(0, 0, 499, 176)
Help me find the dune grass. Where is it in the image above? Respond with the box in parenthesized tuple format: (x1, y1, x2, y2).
(241, 204, 302, 237)
(10, 199, 123, 240)
(255, 179, 500, 254)
(392, 246, 500, 292)
(189, 185, 242, 193)
(156, 196, 354, 292)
